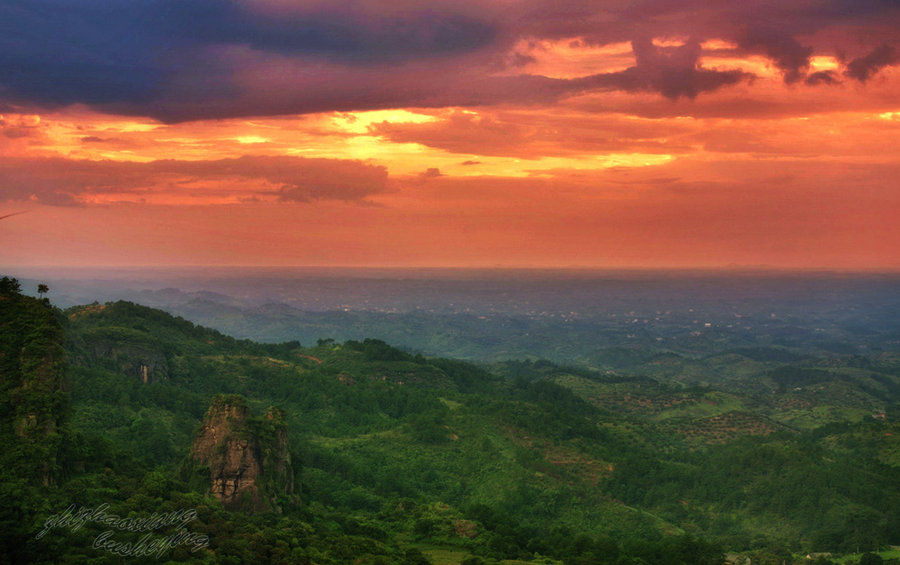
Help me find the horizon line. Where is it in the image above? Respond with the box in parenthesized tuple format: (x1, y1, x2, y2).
(4, 264, 900, 275)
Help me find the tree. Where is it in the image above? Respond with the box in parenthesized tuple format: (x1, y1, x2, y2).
(37, 284, 49, 298)
(0, 276, 21, 295)
(859, 553, 884, 565)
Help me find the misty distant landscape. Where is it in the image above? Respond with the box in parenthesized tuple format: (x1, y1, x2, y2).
(20, 266, 900, 368)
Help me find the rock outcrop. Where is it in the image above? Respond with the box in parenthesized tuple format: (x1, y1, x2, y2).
(189, 394, 295, 513)
(82, 328, 169, 383)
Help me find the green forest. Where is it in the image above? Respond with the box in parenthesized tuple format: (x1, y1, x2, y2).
(2, 276, 899, 564)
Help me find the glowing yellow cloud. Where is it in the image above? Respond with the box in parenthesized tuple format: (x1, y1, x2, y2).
(233, 135, 271, 144)
(809, 56, 840, 72)
(331, 110, 438, 134)
(700, 39, 738, 51)
(700, 55, 780, 77)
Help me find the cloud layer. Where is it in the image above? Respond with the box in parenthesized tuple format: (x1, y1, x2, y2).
(1, 1, 898, 270)
(0, 155, 388, 205)
(2, 0, 899, 121)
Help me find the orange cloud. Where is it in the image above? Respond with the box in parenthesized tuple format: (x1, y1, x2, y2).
(5, 154, 895, 269)
(2, 2, 899, 270)
(0, 156, 388, 206)
(369, 108, 696, 158)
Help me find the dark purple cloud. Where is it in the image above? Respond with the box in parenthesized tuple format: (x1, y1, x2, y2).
(1, 0, 899, 121)
(420, 167, 444, 178)
(805, 70, 840, 86)
(600, 38, 751, 99)
(155, 0, 496, 61)
(738, 27, 813, 84)
(0, 0, 495, 115)
(845, 44, 898, 81)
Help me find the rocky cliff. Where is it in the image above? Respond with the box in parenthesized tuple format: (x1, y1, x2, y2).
(189, 394, 294, 513)
(80, 325, 169, 383)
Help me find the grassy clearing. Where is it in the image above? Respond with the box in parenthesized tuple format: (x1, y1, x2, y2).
(417, 546, 471, 565)
(776, 405, 871, 429)
(834, 547, 900, 563)
(654, 391, 745, 421)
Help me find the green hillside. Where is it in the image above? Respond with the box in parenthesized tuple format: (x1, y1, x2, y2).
(2, 285, 899, 564)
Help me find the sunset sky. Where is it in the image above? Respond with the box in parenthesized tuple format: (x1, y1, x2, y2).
(1, 0, 899, 269)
